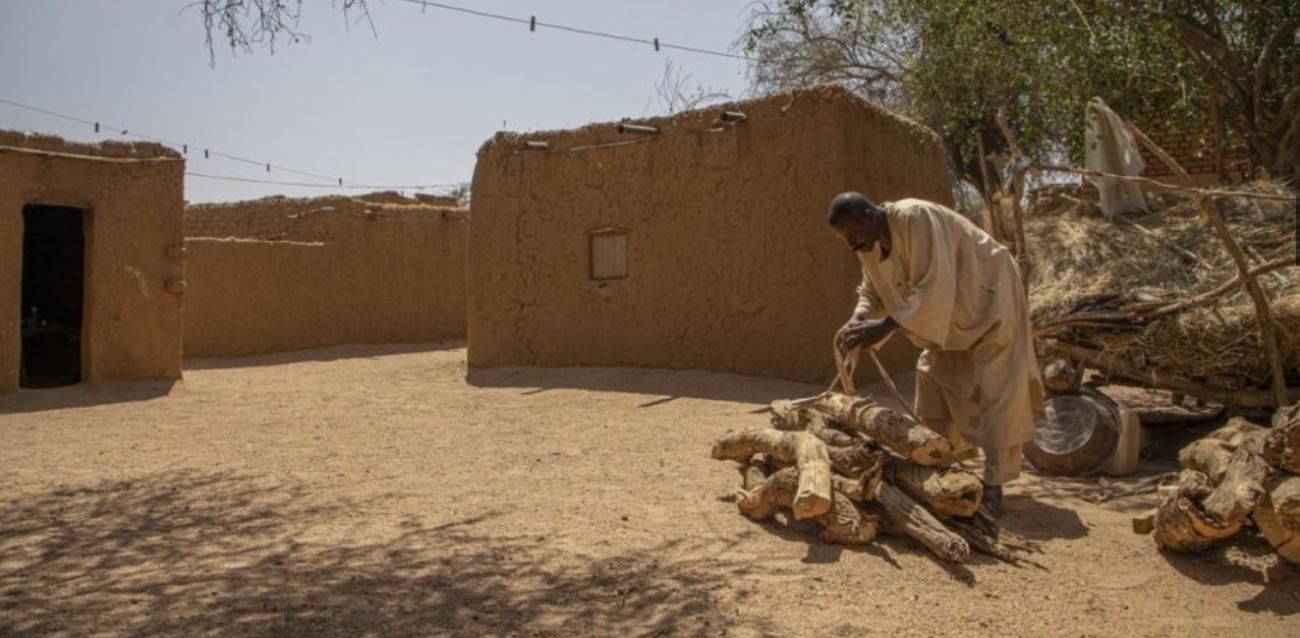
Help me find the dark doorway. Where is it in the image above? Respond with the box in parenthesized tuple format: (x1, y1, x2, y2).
(20, 205, 85, 388)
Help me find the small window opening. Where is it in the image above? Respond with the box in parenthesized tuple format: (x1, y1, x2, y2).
(590, 229, 628, 281)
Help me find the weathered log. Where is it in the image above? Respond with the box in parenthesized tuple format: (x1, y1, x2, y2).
(1025, 393, 1119, 476)
(1264, 403, 1300, 474)
(800, 393, 953, 466)
(736, 467, 878, 545)
(1198, 446, 1272, 536)
(1178, 438, 1235, 483)
(712, 429, 832, 519)
(827, 445, 886, 479)
(892, 460, 983, 518)
(771, 400, 861, 446)
(1204, 417, 1269, 454)
(1152, 470, 1219, 552)
(1253, 474, 1300, 565)
(876, 482, 970, 563)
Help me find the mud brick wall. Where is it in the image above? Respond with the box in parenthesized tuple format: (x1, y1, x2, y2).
(184, 196, 467, 358)
(0, 131, 184, 392)
(468, 85, 954, 384)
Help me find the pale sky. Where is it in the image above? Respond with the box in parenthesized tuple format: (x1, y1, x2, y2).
(0, 1, 755, 202)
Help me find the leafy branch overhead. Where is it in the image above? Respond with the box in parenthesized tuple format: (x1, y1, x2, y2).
(741, 1, 1299, 186)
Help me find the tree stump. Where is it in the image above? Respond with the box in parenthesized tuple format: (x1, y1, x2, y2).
(1025, 393, 1120, 476)
(712, 429, 832, 519)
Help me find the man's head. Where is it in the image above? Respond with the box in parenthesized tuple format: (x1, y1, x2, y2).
(827, 192, 887, 253)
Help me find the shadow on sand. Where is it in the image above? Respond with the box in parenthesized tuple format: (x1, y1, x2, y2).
(0, 470, 789, 638)
(467, 364, 825, 406)
(184, 340, 466, 371)
(0, 379, 177, 416)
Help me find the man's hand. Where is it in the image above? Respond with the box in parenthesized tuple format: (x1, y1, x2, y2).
(835, 316, 898, 353)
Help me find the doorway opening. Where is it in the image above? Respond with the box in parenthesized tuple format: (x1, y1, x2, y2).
(20, 204, 86, 388)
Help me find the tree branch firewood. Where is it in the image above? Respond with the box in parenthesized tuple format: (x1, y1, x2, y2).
(1264, 403, 1300, 474)
(736, 467, 879, 545)
(1253, 473, 1300, 565)
(876, 482, 970, 563)
(798, 393, 953, 466)
(891, 460, 983, 518)
(712, 429, 833, 519)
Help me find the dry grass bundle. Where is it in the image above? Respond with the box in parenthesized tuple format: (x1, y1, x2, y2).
(1027, 181, 1298, 387)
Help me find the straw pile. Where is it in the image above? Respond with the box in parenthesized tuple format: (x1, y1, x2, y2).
(1026, 182, 1298, 389)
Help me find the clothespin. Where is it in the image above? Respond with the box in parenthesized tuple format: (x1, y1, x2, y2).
(653, 37, 660, 52)
(529, 16, 536, 32)
(94, 122, 100, 133)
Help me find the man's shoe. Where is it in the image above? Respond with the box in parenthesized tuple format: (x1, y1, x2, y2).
(981, 485, 1004, 519)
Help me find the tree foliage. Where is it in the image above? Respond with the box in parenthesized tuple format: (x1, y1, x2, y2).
(742, 0, 1299, 185)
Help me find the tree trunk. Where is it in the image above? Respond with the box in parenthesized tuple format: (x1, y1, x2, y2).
(712, 429, 833, 519)
(797, 393, 953, 466)
(876, 483, 970, 563)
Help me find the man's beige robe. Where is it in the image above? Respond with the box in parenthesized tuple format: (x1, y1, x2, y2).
(854, 199, 1044, 451)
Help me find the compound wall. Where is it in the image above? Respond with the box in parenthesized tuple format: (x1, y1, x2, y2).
(184, 196, 468, 358)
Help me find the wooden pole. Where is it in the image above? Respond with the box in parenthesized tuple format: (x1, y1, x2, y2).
(1125, 121, 1291, 408)
(995, 109, 1031, 287)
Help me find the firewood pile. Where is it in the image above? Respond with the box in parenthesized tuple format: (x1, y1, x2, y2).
(711, 391, 1037, 565)
(1135, 403, 1300, 564)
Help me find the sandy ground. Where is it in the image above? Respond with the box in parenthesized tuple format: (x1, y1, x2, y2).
(1, 342, 1297, 637)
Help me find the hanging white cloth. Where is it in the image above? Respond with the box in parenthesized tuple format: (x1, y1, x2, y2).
(1084, 97, 1149, 218)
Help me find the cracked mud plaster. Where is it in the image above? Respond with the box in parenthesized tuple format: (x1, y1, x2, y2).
(0, 131, 184, 392)
(468, 85, 953, 384)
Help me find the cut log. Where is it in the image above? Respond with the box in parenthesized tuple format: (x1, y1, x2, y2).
(1025, 393, 1120, 476)
(1253, 474, 1300, 565)
(827, 445, 886, 479)
(892, 460, 983, 518)
(876, 483, 970, 563)
(736, 467, 878, 545)
(1264, 403, 1300, 474)
(1152, 470, 1218, 552)
(712, 429, 832, 519)
(1178, 438, 1235, 483)
(800, 393, 953, 466)
(770, 401, 861, 446)
(1198, 446, 1272, 536)
(1205, 417, 1270, 453)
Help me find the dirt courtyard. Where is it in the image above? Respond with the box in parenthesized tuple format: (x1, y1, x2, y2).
(1, 343, 1297, 637)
